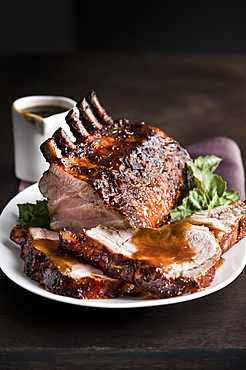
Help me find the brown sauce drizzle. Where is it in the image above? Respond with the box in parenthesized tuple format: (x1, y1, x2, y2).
(217, 256, 226, 269)
(131, 221, 196, 268)
(33, 239, 79, 274)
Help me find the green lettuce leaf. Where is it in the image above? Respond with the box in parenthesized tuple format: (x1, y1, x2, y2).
(17, 200, 50, 230)
(170, 188, 207, 221)
(170, 155, 241, 221)
(193, 155, 221, 171)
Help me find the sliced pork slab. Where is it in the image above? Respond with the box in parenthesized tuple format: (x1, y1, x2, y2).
(187, 201, 246, 253)
(10, 225, 133, 299)
(58, 222, 222, 299)
(39, 90, 194, 232)
(39, 164, 129, 232)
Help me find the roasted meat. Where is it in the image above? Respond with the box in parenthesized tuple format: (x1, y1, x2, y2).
(39, 90, 194, 232)
(187, 200, 246, 253)
(58, 222, 221, 299)
(10, 225, 133, 299)
(57, 201, 246, 298)
(10, 201, 246, 300)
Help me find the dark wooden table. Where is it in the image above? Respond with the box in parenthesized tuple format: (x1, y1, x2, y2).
(0, 54, 246, 369)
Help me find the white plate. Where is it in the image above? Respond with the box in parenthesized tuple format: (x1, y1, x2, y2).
(0, 183, 246, 309)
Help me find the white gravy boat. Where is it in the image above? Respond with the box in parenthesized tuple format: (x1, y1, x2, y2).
(12, 95, 76, 183)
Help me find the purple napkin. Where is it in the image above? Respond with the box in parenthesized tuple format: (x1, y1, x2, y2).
(18, 181, 34, 193)
(186, 136, 245, 199)
(18, 136, 245, 200)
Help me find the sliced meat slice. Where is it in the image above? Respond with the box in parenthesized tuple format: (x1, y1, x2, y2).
(10, 225, 133, 299)
(187, 200, 246, 253)
(58, 221, 222, 299)
(39, 164, 129, 232)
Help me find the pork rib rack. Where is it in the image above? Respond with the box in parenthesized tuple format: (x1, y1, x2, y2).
(39, 90, 194, 232)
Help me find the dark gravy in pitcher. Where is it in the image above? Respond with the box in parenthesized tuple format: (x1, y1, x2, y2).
(21, 105, 67, 118)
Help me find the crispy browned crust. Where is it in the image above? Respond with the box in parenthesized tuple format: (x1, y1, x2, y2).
(10, 225, 130, 299)
(218, 226, 238, 254)
(10, 224, 28, 256)
(58, 229, 218, 299)
(40, 90, 194, 228)
(214, 217, 246, 254)
(237, 212, 246, 243)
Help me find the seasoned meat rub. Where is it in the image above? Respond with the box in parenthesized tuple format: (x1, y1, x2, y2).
(39, 90, 194, 232)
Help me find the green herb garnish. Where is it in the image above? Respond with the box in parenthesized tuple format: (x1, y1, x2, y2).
(17, 200, 50, 230)
(170, 155, 241, 221)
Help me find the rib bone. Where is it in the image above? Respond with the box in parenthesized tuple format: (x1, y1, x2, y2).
(52, 128, 76, 156)
(66, 109, 91, 143)
(86, 90, 113, 125)
(77, 97, 102, 132)
(40, 137, 63, 164)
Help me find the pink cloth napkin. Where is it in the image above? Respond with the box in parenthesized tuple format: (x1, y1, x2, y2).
(18, 136, 245, 200)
